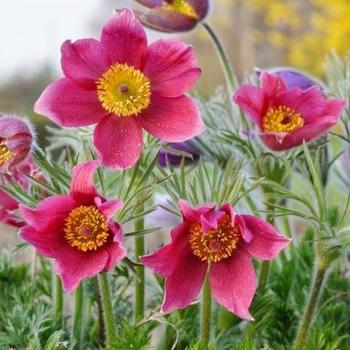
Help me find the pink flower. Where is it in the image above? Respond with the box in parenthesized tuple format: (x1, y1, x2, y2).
(34, 9, 204, 169)
(19, 160, 127, 292)
(142, 200, 290, 319)
(233, 72, 346, 151)
(0, 114, 34, 173)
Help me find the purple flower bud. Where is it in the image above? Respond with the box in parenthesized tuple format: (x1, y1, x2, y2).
(158, 142, 200, 167)
(0, 114, 34, 174)
(255, 67, 322, 91)
(134, 0, 209, 32)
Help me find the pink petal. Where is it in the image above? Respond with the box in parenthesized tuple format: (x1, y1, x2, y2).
(101, 9, 147, 68)
(210, 248, 256, 320)
(261, 72, 287, 98)
(0, 116, 32, 139)
(0, 189, 19, 211)
(241, 215, 290, 260)
(93, 115, 143, 169)
(61, 39, 109, 89)
(200, 210, 225, 234)
(95, 197, 123, 220)
(139, 95, 204, 142)
(233, 85, 266, 126)
(178, 199, 215, 222)
(322, 98, 346, 118)
(19, 195, 76, 231)
(142, 39, 201, 97)
(70, 160, 99, 205)
(34, 78, 106, 127)
(135, 0, 164, 8)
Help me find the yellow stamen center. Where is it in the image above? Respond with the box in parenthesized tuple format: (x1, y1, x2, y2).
(188, 214, 240, 263)
(262, 105, 304, 133)
(162, 0, 198, 19)
(64, 205, 109, 252)
(96, 63, 151, 117)
(0, 143, 15, 165)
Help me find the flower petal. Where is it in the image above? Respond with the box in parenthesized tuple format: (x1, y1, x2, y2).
(143, 39, 201, 97)
(322, 98, 346, 118)
(61, 39, 109, 89)
(139, 95, 204, 142)
(70, 160, 99, 205)
(101, 9, 147, 68)
(93, 115, 143, 169)
(241, 215, 290, 260)
(261, 72, 287, 98)
(95, 197, 123, 220)
(34, 78, 106, 127)
(210, 248, 256, 320)
(178, 199, 215, 222)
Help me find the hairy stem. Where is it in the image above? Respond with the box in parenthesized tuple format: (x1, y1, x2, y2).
(71, 282, 84, 349)
(53, 275, 64, 329)
(200, 274, 212, 344)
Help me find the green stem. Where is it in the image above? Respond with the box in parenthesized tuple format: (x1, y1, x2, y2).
(293, 266, 327, 350)
(135, 215, 145, 322)
(71, 283, 84, 349)
(53, 276, 64, 328)
(200, 274, 212, 345)
(202, 22, 235, 95)
(97, 273, 118, 346)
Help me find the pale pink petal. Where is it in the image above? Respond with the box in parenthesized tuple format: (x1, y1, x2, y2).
(93, 115, 143, 169)
(261, 72, 287, 97)
(61, 39, 109, 89)
(210, 248, 256, 320)
(142, 39, 201, 97)
(34, 78, 106, 127)
(233, 85, 266, 126)
(139, 95, 204, 142)
(101, 9, 147, 68)
(70, 160, 99, 204)
(94, 197, 123, 220)
(178, 199, 214, 222)
(241, 215, 290, 260)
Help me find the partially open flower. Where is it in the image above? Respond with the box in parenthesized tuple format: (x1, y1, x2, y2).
(19, 161, 127, 292)
(158, 141, 200, 167)
(142, 200, 290, 318)
(135, 0, 209, 32)
(233, 72, 346, 151)
(35, 9, 204, 169)
(0, 114, 34, 173)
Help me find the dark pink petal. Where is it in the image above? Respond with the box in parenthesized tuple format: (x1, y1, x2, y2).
(95, 197, 123, 220)
(61, 39, 109, 89)
(200, 210, 225, 234)
(322, 98, 346, 118)
(210, 248, 256, 320)
(19, 195, 76, 232)
(139, 95, 204, 142)
(241, 215, 290, 260)
(106, 221, 127, 269)
(261, 72, 286, 98)
(70, 160, 99, 205)
(34, 78, 106, 127)
(233, 85, 266, 126)
(0, 189, 18, 211)
(178, 199, 214, 222)
(261, 116, 338, 151)
(93, 115, 143, 169)
(101, 9, 147, 68)
(142, 39, 201, 97)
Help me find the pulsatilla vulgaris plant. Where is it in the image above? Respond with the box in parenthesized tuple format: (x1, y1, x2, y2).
(1, 3, 350, 350)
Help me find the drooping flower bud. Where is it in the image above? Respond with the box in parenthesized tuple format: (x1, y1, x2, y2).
(158, 141, 200, 167)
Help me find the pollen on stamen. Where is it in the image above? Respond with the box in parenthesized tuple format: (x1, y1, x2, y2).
(163, 0, 198, 19)
(188, 214, 241, 263)
(0, 143, 15, 165)
(64, 205, 109, 252)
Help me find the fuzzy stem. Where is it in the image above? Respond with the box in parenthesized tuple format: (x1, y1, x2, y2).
(134, 215, 145, 322)
(71, 282, 84, 349)
(200, 274, 212, 345)
(202, 22, 235, 95)
(53, 276, 64, 328)
(97, 273, 118, 347)
(293, 266, 327, 350)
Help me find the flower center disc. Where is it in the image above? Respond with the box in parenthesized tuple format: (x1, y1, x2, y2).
(162, 0, 198, 18)
(188, 214, 240, 263)
(262, 105, 304, 133)
(64, 205, 109, 252)
(96, 63, 151, 117)
(0, 143, 15, 165)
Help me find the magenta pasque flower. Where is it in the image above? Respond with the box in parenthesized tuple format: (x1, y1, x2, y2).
(142, 200, 290, 319)
(233, 72, 346, 151)
(0, 114, 34, 173)
(135, 0, 209, 32)
(34, 9, 204, 169)
(19, 160, 127, 292)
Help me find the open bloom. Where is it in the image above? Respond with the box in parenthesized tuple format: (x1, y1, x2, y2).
(34, 9, 204, 169)
(19, 161, 126, 292)
(233, 72, 346, 151)
(142, 200, 290, 318)
(135, 0, 209, 32)
(0, 114, 34, 173)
